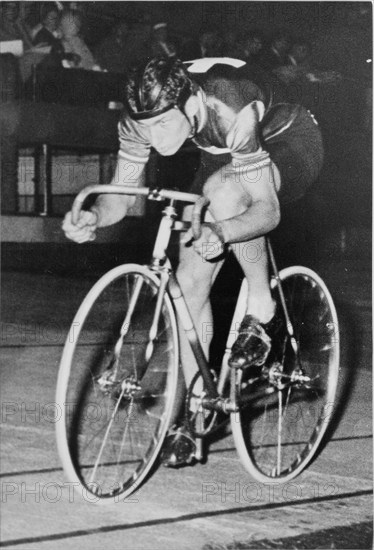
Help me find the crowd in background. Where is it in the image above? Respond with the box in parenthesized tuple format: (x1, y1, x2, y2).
(0, 0, 355, 86)
(0, 1, 371, 234)
(0, 1, 371, 130)
(0, 0, 371, 139)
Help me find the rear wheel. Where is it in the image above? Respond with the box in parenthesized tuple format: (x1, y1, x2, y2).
(231, 266, 340, 482)
(56, 264, 179, 503)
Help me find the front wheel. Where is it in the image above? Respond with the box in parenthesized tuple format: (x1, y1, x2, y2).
(56, 264, 180, 503)
(231, 266, 340, 482)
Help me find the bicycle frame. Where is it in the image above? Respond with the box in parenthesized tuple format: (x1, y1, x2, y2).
(71, 184, 299, 412)
(57, 183, 340, 499)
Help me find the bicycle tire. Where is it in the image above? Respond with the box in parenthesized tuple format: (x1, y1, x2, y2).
(231, 266, 340, 482)
(56, 264, 180, 503)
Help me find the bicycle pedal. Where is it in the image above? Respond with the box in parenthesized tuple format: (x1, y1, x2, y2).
(161, 430, 197, 468)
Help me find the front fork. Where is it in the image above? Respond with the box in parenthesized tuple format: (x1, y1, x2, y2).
(114, 269, 170, 378)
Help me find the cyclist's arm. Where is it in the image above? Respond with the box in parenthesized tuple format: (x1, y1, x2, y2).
(192, 157, 280, 261)
(89, 115, 151, 228)
(217, 169, 280, 243)
(198, 145, 281, 251)
(91, 157, 146, 228)
(214, 158, 280, 244)
(216, 101, 280, 243)
(63, 115, 150, 242)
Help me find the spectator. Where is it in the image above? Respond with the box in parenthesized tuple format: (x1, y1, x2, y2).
(273, 39, 316, 85)
(0, 1, 33, 49)
(240, 30, 264, 65)
(51, 10, 101, 71)
(199, 28, 222, 57)
(150, 22, 177, 58)
(287, 39, 311, 69)
(95, 21, 132, 74)
(53, 9, 101, 71)
(33, 5, 61, 48)
(259, 31, 291, 70)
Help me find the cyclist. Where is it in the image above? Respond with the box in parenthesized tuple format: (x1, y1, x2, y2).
(62, 56, 323, 466)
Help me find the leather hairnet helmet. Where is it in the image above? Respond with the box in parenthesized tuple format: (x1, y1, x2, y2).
(125, 57, 195, 120)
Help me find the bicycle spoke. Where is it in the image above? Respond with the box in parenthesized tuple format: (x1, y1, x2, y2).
(88, 384, 128, 485)
(276, 389, 282, 475)
(116, 398, 135, 467)
(57, 267, 180, 501)
(232, 267, 339, 482)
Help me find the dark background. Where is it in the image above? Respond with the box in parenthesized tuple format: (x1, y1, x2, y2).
(26, 1, 372, 80)
(2, 1, 372, 277)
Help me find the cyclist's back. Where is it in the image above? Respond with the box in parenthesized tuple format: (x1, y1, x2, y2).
(119, 57, 323, 206)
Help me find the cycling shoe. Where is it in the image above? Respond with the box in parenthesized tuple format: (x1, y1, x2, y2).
(160, 428, 197, 468)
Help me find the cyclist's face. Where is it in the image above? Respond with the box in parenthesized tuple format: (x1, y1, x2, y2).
(138, 109, 191, 156)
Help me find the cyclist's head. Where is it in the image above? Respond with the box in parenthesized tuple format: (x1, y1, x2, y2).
(125, 57, 197, 121)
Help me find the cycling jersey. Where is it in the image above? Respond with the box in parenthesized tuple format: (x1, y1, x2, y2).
(117, 58, 323, 203)
(118, 59, 274, 166)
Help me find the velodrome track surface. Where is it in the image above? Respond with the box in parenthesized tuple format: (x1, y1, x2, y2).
(1, 252, 372, 549)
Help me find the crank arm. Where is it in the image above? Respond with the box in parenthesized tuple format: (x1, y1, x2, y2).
(202, 396, 239, 414)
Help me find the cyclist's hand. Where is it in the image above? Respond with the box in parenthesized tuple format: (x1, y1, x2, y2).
(183, 223, 225, 261)
(62, 210, 98, 243)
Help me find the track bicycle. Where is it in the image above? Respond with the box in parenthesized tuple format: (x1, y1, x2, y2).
(55, 184, 340, 504)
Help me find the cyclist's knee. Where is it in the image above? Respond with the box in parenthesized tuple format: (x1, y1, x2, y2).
(203, 174, 250, 219)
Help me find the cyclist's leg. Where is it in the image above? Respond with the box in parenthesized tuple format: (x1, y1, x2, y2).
(203, 161, 282, 368)
(204, 109, 323, 368)
(176, 204, 224, 389)
(162, 207, 224, 466)
(203, 166, 279, 324)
